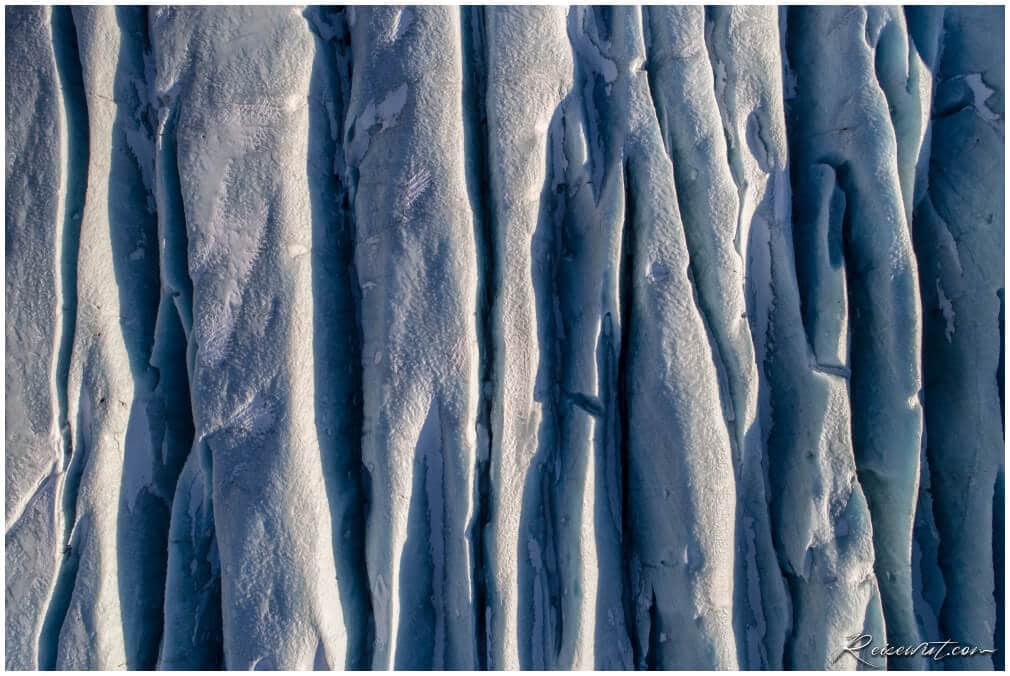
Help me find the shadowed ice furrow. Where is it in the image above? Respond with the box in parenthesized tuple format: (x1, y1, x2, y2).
(621, 98, 740, 669)
(109, 7, 192, 669)
(478, 7, 573, 669)
(703, 9, 795, 668)
(470, 8, 579, 668)
(149, 10, 222, 668)
(304, 6, 374, 669)
(644, 7, 791, 667)
(52, 7, 169, 667)
(35, 6, 92, 669)
(526, 7, 637, 668)
(346, 7, 479, 668)
(761, 10, 885, 670)
(912, 6, 1004, 668)
(154, 7, 356, 668)
(459, 8, 494, 668)
(786, 6, 925, 667)
(902, 6, 950, 655)
(763, 155, 886, 667)
(5, 6, 81, 669)
(606, 6, 739, 667)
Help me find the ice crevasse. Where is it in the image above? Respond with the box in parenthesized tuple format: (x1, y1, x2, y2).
(4, 5, 1004, 670)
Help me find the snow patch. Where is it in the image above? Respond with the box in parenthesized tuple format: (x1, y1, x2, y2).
(347, 84, 410, 166)
(384, 8, 414, 45)
(963, 73, 1001, 125)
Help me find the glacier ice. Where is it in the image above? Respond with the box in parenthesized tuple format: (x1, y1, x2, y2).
(4, 5, 1005, 670)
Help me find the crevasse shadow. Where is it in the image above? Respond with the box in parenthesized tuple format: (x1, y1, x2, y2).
(516, 9, 640, 668)
(304, 6, 374, 669)
(394, 403, 442, 669)
(110, 6, 189, 670)
(36, 6, 90, 669)
(514, 98, 566, 669)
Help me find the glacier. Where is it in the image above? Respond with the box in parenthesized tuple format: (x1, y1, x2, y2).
(4, 5, 1004, 670)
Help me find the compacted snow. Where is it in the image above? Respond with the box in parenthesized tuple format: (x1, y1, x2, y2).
(4, 5, 1004, 670)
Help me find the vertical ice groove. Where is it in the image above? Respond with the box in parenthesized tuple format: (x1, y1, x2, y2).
(346, 7, 479, 668)
(50, 6, 88, 507)
(541, 7, 644, 667)
(642, 7, 790, 667)
(902, 6, 949, 652)
(785, 6, 926, 668)
(150, 9, 222, 669)
(605, 6, 738, 669)
(911, 7, 1003, 668)
(304, 6, 374, 669)
(5, 6, 79, 669)
(50, 7, 178, 667)
(34, 6, 92, 669)
(764, 143, 886, 666)
(111, 8, 192, 669)
(763, 8, 884, 670)
(477, 7, 574, 669)
(617, 157, 638, 670)
(459, 7, 493, 668)
(153, 7, 353, 669)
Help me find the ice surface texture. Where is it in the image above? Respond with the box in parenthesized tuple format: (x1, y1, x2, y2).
(4, 5, 1004, 670)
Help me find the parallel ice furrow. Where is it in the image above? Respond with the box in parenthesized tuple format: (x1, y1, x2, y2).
(703, 8, 795, 668)
(149, 10, 222, 668)
(459, 8, 493, 669)
(644, 7, 790, 667)
(762, 141, 886, 670)
(535, 7, 636, 668)
(479, 7, 573, 669)
(899, 6, 951, 655)
(912, 7, 1004, 668)
(761, 10, 886, 669)
(33, 7, 92, 669)
(50, 8, 170, 667)
(614, 5, 739, 668)
(5, 7, 73, 669)
(346, 7, 479, 668)
(304, 6, 374, 669)
(786, 7, 925, 666)
(153, 7, 353, 669)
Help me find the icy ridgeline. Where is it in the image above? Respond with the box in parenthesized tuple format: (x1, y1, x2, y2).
(3, 5, 1003, 670)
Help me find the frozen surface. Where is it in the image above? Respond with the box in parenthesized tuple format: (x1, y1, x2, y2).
(4, 5, 1005, 670)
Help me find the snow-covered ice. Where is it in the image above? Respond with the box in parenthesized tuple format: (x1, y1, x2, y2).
(4, 5, 1005, 670)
